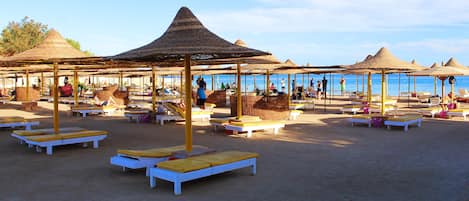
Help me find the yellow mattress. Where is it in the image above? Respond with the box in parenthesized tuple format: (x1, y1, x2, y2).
(290, 110, 303, 114)
(449, 109, 469, 113)
(0, 117, 26, 124)
(26, 130, 107, 142)
(386, 115, 422, 122)
(13, 128, 86, 136)
(158, 159, 211, 173)
(351, 115, 372, 120)
(117, 145, 206, 158)
(229, 120, 284, 127)
(190, 151, 259, 166)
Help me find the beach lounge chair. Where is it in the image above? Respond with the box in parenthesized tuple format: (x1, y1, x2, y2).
(419, 107, 442, 118)
(11, 127, 85, 143)
(149, 151, 258, 195)
(289, 110, 303, 120)
(23, 130, 108, 155)
(349, 115, 372, 127)
(124, 110, 150, 123)
(209, 116, 261, 131)
(458, 89, 469, 98)
(369, 105, 396, 113)
(110, 145, 212, 176)
(224, 120, 285, 138)
(384, 114, 422, 132)
(447, 108, 469, 120)
(156, 103, 212, 125)
(289, 103, 305, 110)
(341, 105, 362, 115)
(71, 105, 117, 118)
(0, 117, 39, 130)
(423, 97, 441, 107)
(0, 96, 12, 104)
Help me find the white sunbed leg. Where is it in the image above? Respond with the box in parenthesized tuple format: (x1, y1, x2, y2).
(368, 121, 371, 128)
(404, 125, 408, 132)
(93, 140, 99, 148)
(46, 146, 53, 155)
(160, 120, 164, 125)
(246, 130, 253, 138)
(146, 168, 150, 177)
(174, 182, 182, 195)
(273, 128, 279, 135)
(35, 146, 42, 152)
(252, 162, 257, 175)
(387, 125, 390, 130)
(82, 112, 87, 118)
(150, 175, 156, 188)
(418, 119, 422, 127)
(122, 166, 126, 172)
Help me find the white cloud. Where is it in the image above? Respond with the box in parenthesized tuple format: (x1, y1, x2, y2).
(199, 0, 469, 33)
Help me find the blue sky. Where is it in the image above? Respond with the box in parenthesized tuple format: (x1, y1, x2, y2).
(1, 0, 469, 66)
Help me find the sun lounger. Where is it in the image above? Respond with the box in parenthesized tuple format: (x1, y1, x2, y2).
(149, 151, 258, 195)
(369, 105, 396, 113)
(156, 103, 212, 125)
(289, 103, 305, 110)
(224, 120, 285, 138)
(110, 145, 212, 176)
(384, 114, 422, 132)
(419, 107, 442, 118)
(0, 117, 39, 130)
(458, 89, 469, 98)
(71, 106, 117, 118)
(289, 110, 303, 120)
(0, 96, 12, 104)
(447, 109, 469, 120)
(23, 130, 107, 155)
(124, 110, 150, 123)
(341, 105, 362, 115)
(11, 127, 85, 143)
(209, 116, 261, 131)
(349, 115, 372, 127)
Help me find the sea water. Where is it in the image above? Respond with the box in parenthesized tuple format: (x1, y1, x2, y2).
(193, 73, 469, 97)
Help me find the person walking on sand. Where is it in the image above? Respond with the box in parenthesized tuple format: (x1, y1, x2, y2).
(316, 80, 322, 99)
(340, 77, 346, 96)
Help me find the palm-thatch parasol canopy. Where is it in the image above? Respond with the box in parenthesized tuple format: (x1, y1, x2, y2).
(109, 7, 269, 63)
(444, 57, 468, 70)
(409, 64, 468, 77)
(2, 29, 88, 63)
(348, 47, 423, 71)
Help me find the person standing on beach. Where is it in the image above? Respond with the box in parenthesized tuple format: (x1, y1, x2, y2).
(281, 78, 286, 92)
(317, 80, 322, 99)
(322, 76, 328, 99)
(196, 78, 206, 109)
(340, 78, 346, 96)
(310, 78, 314, 88)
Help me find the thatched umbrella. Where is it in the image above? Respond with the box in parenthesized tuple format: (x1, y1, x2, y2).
(444, 58, 469, 102)
(109, 7, 270, 152)
(1, 29, 88, 133)
(349, 47, 423, 114)
(410, 63, 469, 104)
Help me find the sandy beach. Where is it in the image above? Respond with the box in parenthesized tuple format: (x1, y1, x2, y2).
(1, 98, 469, 201)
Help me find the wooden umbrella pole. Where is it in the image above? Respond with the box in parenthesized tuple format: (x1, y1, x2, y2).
(381, 70, 385, 115)
(287, 74, 291, 105)
(162, 75, 165, 97)
(408, 75, 411, 107)
(362, 73, 365, 94)
(236, 63, 242, 119)
(253, 74, 256, 90)
(184, 55, 193, 152)
(180, 71, 183, 102)
(266, 70, 270, 95)
(152, 66, 156, 113)
(434, 77, 437, 96)
(41, 72, 44, 96)
(211, 74, 214, 91)
(451, 83, 454, 103)
(26, 69, 30, 101)
(73, 68, 78, 106)
(53, 62, 59, 134)
(356, 74, 358, 93)
(413, 76, 416, 94)
(367, 72, 372, 104)
(441, 78, 446, 104)
(398, 73, 401, 100)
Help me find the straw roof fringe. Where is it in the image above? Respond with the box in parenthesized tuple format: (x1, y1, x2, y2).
(2, 29, 88, 62)
(444, 57, 467, 69)
(348, 47, 423, 71)
(110, 7, 269, 62)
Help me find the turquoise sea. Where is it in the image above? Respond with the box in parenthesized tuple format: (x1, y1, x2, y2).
(194, 73, 469, 97)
